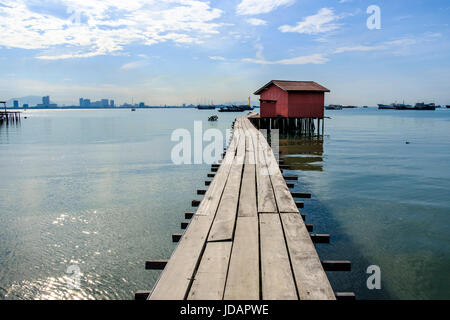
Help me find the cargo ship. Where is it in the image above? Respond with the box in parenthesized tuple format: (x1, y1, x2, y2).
(378, 103, 436, 110)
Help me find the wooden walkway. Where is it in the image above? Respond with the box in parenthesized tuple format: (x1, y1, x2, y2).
(147, 115, 336, 300)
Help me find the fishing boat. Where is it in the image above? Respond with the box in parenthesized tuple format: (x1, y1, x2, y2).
(131, 108, 136, 111)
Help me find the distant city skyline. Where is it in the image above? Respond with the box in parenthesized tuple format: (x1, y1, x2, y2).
(0, 1, 449, 106)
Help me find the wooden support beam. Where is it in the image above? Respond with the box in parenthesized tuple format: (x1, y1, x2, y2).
(295, 201, 304, 209)
(284, 175, 298, 181)
(145, 260, 168, 270)
(211, 164, 220, 168)
(335, 292, 356, 301)
(291, 192, 311, 198)
(279, 165, 290, 170)
(306, 224, 313, 232)
(172, 234, 182, 243)
(207, 173, 215, 178)
(197, 190, 206, 195)
(211, 167, 218, 172)
(135, 290, 151, 300)
(191, 200, 200, 207)
(287, 183, 295, 188)
(205, 181, 211, 186)
(321, 260, 351, 271)
(181, 221, 189, 229)
(301, 213, 306, 221)
(185, 212, 194, 219)
(310, 234, 330, 244)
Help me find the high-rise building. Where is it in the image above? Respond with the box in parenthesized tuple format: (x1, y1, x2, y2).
(110, 100, 115, 107)
(101, 99, 109, 107)
(37, 96, 57, 108)
(43, 96, 50, 106)
(13, 100, 19, 108)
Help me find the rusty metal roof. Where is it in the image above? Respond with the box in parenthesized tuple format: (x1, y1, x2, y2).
(254, 80, 330, 95)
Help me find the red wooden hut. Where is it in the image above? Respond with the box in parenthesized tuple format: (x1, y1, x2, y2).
(254, 80, 330, 118)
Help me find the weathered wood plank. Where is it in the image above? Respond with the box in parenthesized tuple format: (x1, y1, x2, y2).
(280, 213, 336, 300)
(208, 128, 245, 241)
(263, 142, 298, 213)
(238, 130, 257, 217)
(224, 216, 259, 300)
(259, 214, 298, 300)
(187, 241, 232, 300)
(254, 127, 277, 213)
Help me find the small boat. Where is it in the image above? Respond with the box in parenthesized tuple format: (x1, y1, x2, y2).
(446, 105, 450, 109)
(131, 108, 136, 111)
(208, 115, 218, 122)
(326, 105, 343, 110)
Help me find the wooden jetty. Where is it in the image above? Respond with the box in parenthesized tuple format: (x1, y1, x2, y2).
(0, 102, 21, 124)
(140, 114, 352, 300)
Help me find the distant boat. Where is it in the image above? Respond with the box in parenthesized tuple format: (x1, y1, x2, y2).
(197, 105, 215, 110)
(326, 105, 343, 110)
(208, 115, 218, 121)
(131, 108, 136, 111)
(378, 104, 395, 110)
(414, 103, 435, 110)
(218, 105, 246, 112)
(379, 103, 436, 110)
(446, 105, 450, 109)
(393, 103, 414, 110)
(363, 106, 368, 108)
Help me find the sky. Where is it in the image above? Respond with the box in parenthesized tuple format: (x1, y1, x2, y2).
(0, 0, 449, 106)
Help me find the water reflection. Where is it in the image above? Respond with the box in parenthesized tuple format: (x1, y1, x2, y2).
(279, 135, 324, 171)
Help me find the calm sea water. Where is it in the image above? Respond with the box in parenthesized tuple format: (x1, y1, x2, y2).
(0, 108, 449, 300)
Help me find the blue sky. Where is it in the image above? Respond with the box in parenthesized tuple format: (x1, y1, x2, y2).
(0, 0, 449, 106)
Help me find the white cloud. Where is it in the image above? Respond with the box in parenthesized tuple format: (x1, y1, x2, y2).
(243, 53, 329, 65)
(120, 60, 149, 70)
(0, 0, 223, 60)
(209, 56, 226, 61)
(247, 18, 267, 26)
(237, 0, 295, 15)
(279, 8, 341, 34)
(334, 45, 386, 54)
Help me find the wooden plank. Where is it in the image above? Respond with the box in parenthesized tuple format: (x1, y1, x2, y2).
(187, 241, 232, 300)
(208, 127, 245, 241)
(253, 126, 277, 213)
(150, 215, 216, 299)
(224, 217, 259, 300)
(238, 129, 257, 217)
(280, 213, 336, 300)
(259, 214, 298, 300)
(263, 142, 298, 213)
